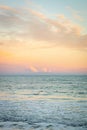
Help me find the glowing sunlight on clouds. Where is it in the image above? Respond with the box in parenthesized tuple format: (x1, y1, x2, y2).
(0, 0, 87, 74)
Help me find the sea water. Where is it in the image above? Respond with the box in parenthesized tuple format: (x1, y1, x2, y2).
(0, 75, 87, 130)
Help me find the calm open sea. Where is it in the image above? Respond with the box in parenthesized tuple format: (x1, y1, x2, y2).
(0, 75, 87, 130)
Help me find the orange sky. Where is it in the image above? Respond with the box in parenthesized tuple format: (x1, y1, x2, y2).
(0, 43, 87, 74)
(0, 0, 87, 74)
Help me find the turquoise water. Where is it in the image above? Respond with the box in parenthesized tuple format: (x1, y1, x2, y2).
(0, 75, 87, 130)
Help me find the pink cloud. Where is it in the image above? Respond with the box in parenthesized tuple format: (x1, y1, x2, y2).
(0, 5, 87, 50)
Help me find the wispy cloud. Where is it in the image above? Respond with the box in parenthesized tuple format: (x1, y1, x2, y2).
(66, 6, 84, 21)
(0, 4, 87, 50)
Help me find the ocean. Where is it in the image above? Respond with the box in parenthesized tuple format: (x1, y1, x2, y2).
(0, 75, 87, 130)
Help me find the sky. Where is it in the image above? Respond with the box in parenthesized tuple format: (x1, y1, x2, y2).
(0, 0, 87, 74)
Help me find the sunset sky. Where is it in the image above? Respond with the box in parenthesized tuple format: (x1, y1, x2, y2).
(0, 0, 87, 74)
